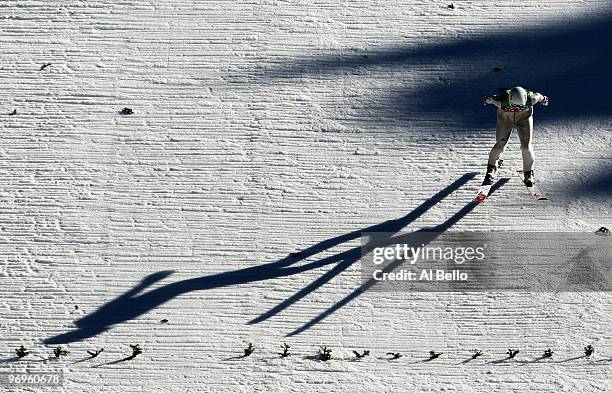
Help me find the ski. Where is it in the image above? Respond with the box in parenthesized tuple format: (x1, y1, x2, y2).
(516, 170, 549, 201)
(474, 182, 493, 203)
(475, 159, 503, 203)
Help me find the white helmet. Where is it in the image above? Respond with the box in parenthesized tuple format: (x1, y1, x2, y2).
(509, 86, 527, 106)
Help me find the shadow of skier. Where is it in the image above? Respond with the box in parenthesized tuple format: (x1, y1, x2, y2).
(284, 178, 508, 336)
(45, 172, 504, 344)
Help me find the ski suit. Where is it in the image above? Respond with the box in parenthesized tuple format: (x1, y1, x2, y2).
(484, 89, 547, 172)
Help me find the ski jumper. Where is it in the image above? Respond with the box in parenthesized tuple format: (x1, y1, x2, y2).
(485, 89, 546, 172)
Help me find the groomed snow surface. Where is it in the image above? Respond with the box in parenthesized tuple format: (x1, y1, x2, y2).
(0, 1, 610, 392)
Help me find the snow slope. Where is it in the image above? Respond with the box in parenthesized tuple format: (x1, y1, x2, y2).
(0, 0, 610, 392)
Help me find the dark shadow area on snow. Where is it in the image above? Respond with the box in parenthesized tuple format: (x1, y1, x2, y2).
(566, 164, 612, 197)
(44, 172, 505, 344)
(548, 162, 612, 200)
(248, 11, 612, 128)
(251, 13, 612, 197)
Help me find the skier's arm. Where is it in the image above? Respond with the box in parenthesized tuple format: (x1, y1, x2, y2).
(482, 95, 502, 108)
(531, 92, 549, 106)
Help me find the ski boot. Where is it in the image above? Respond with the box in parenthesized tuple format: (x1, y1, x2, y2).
(483, 164, 497, 185)
(523, 170, 534, 187)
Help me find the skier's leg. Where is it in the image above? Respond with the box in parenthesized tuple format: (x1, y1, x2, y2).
(487, 110, 512, 166)
(516, 112, 535, 172)
(483, 111, 512, 185)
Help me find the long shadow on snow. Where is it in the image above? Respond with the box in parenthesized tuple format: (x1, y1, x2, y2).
(45, 172, 493, 344)
(285, 178, 508, 336)
(253, 12, 612, 127)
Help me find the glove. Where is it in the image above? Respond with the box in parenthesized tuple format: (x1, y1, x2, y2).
(541, 95, 549, 106)
(482, 96, 491, 106)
